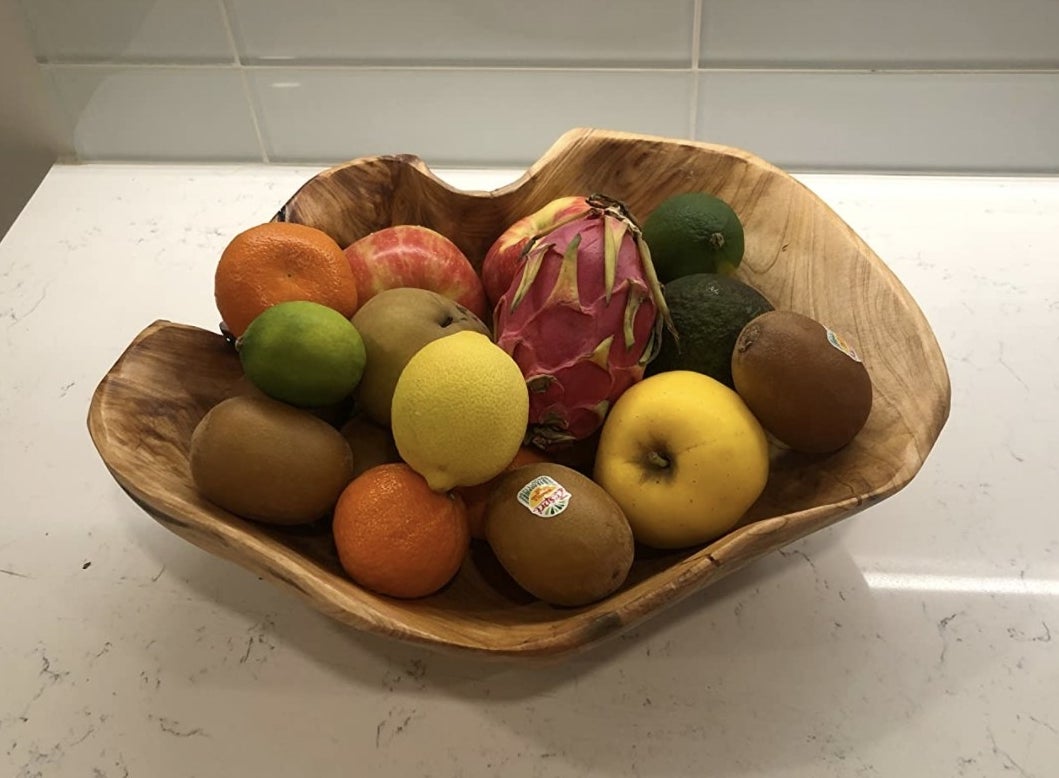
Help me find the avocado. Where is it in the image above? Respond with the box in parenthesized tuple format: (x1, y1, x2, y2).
(646, 273, 774, 387)
(484, 463, 634, 607)
(731, 310, 873, 453)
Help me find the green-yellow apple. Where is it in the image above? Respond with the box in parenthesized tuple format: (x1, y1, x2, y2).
(344, 225, 487, 319)
(593, 370, 769, 549)
(482, 195, 591, 308)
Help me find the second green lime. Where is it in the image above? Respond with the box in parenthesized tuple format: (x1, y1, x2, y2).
(238, 300, 366, 408)
(641, 191, 745, 282)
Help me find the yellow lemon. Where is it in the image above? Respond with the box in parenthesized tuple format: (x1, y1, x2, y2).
(391, 331, 529, 492)
(593, 370, 769, 549)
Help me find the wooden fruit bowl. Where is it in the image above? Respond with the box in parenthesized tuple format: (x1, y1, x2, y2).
(88, 128, 950, 659)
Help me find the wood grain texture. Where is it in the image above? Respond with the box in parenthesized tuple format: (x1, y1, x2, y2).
(88, 128, 951, 659)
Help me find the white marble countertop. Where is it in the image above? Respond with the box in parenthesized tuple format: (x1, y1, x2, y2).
(2, 163, 1057, 777)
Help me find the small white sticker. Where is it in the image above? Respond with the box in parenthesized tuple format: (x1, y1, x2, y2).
(826, 328, 862, 362)
(517, 475, 572, 518)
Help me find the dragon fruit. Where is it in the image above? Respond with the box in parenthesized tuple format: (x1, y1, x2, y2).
(493, 194, 674, 450)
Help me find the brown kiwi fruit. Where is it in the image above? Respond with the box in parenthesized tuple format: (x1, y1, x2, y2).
(226, 373, 353, 428)
(339, 412, 402, 478)
(732, 310, 872, 453)
(484, 463, 634, 607)
(190, 395, 355, 524)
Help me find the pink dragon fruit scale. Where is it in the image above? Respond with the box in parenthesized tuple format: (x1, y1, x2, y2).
(493, 194, 675, 451)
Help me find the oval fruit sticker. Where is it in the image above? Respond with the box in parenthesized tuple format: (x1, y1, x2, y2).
(517, 475, 572, 518)
(826, 328, 862, 362)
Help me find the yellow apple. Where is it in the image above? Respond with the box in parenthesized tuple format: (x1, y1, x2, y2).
(593, 370, 769, 549)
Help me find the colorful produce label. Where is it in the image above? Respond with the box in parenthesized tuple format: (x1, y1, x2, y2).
(517, 476, 572, 518)
(826, 328, 862, 362)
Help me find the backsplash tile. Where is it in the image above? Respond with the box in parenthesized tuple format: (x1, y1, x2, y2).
(47, 67, 261, 160)
(700, 0, 1059, 68)
(696, 71, 1059, 172)
(224, 0, 695, 66)
(12, 1, 1059, 171)
(248, 68, 693, 165)
(18, 0, 233, 63)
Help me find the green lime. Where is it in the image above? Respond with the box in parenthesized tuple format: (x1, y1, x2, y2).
(238, 301, 366, 408)
(645, 273, 773, 388)
(641, 192, 745, 282)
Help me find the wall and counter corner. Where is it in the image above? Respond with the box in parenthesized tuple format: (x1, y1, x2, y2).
(9, 0, 1059, 173)
(0, 0, 68, 238)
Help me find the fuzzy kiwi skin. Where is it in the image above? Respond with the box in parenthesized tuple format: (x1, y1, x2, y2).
(484, 463, 634, 607)
(190, 395, 356, 525)
(732, 311, 873, 454)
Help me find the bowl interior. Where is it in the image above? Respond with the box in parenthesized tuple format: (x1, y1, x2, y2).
(90, 128, 950, 658)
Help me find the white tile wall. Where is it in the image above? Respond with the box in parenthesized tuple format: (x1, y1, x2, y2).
(700, 0, 1059, 68)
(18, 0, 232, 63)
(16, 0, 1059, 171)
(225, 0, 695, 67)
(696, 72, 1059, 173)
(249, 68, 693, 165)
(47, 67, 260, 160)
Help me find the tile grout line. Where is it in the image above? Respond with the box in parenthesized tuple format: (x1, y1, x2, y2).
(35, 59, 1059, 75)
(689, 0, 703, 139)
(215, 0, 270, 163)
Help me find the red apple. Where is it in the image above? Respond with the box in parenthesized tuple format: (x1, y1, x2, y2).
(481, 195, 592, 309)
(344, 225, 488, 320)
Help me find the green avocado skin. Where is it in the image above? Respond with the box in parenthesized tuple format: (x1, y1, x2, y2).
(646, 273, 774, 388)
